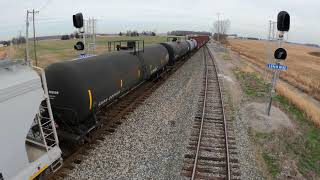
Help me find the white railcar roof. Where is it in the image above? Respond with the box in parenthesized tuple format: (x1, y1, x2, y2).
(0, 60, 42, 103)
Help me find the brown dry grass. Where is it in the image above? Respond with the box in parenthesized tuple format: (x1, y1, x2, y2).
(0, 47, 7, 59)
(277, 81, 320, 126)
(238, 56, 320, 127)
(229, 39, 320, 101)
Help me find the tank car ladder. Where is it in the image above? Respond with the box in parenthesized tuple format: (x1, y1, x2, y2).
(32, 66, 63, 172)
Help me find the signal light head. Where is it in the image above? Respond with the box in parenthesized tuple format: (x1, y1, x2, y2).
(274, 48, 287, 60)
(277, 11, 290, 32)
(74, 41, 84, 51)
(73, 13, 84, 28)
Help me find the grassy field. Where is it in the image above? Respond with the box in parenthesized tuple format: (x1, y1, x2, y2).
(2, 35, 171, 68)
(228, 39, 320, 102)
(235, 69, 320, 179)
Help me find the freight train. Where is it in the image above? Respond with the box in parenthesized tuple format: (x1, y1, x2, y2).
(46, 37, 208, 143)
(0, 36, 209, 180)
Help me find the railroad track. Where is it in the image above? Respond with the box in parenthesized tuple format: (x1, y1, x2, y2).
(182, 45, 240, 180)
(47, 51, 195, 180)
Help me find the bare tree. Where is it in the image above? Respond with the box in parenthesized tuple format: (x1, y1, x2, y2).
(212, 19, 231, 42)
(213, 19, 230, 35)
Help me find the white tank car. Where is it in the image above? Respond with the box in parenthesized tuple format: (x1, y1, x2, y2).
(0, 60, 62, 180)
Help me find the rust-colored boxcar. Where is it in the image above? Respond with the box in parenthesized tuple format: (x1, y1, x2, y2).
(189, 35, 210, 49)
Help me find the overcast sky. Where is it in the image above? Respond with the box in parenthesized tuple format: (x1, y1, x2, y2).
(0, 0, 319, 44)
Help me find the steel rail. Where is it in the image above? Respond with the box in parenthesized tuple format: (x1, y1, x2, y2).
(205, 45, 231, 180)
(190, 45, 231, 180)
(191, 48, 208, 180)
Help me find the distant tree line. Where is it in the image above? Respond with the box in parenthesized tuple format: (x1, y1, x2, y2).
(59, 30, 157, 40)
(247, 37, 260, 40)
(304, 43, 320, 48)
(141, 31, 156, 36)
(60, 32, 84, 40)
(0, 40, 11, 46)
(118, 30, 156, 37)
(61, 35, 70, 40)
(168, 31, 211, 36)
(11, 36, 26, 45)
(127, 30, 139, 36)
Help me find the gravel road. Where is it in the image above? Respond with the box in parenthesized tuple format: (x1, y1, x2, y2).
(64, 51, 204, 180)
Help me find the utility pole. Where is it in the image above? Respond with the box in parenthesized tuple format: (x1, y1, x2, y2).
(25, 9, 39, 66)
(93, 18, 96, 53)
(25, 10, 30, 64)
(264, 21, 271, 81)
(32, 9, 39, 66)
(272, 23, 276, 42)
(268, 20, 272, 40)
(217, 13, 220, 43)
(265, 20, 277, 81)
(18, 30, 22, 48)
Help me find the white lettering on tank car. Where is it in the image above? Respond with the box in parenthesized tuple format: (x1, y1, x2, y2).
(48, 90, 59, 100)
(49, 95, 56, 100)
(49, 90, 59, 95)
(98, 90, 121, 107)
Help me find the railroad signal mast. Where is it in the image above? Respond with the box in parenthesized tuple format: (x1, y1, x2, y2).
(86, 17, 97, 55)
(73, 13, 97, 58)
(266, 11, 290, 116)
(264, 20, 277, 80)
(73, 13, 85, 57)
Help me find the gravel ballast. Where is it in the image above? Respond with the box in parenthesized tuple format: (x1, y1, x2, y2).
(65, 51, 204, 179)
